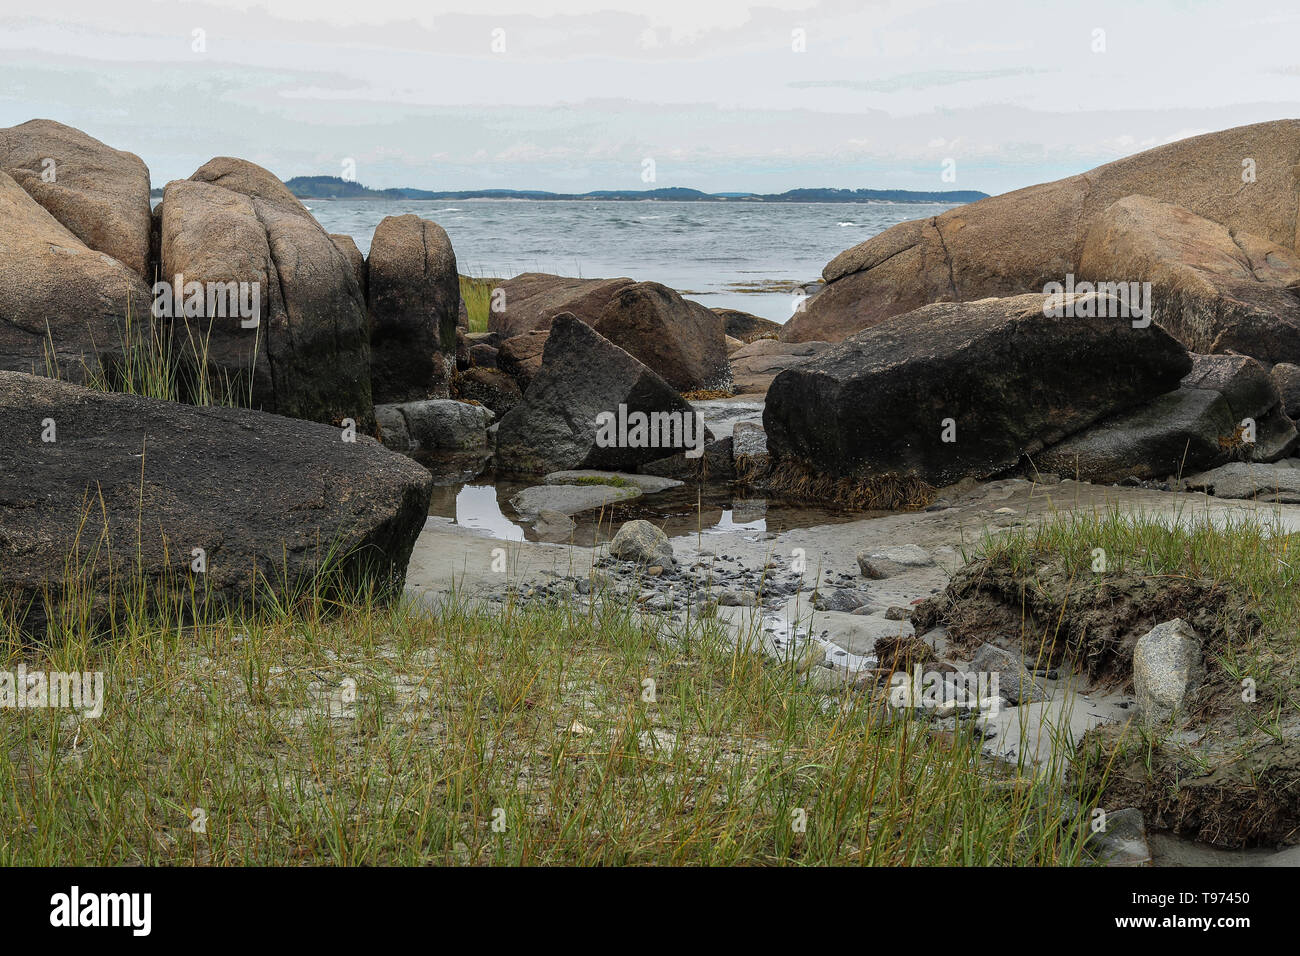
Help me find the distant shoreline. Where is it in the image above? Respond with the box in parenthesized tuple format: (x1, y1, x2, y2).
(150, 177, 988, 204)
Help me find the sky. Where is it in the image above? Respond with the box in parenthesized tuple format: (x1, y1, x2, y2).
(2, 0, 1300, 196)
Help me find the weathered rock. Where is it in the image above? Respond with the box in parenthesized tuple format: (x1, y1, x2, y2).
(968, 643, 1047, 705)
(782, 120, 1300, 343)
(391, 399, 492, 452)
(160, 159, 373, 426)
(608, 519, 675, 566)
(366, 214, 459, 403)
(1182, 353, 1280, 422)
(1183, 459, 1300, 503)
(765, 293, 1191, 486)
(454, 366, 522, 418)
(543, 470, 683, 494)
(729, 338, 831, 395)
(496, 329, 550, 390)
(640, 436, 734, 481)
(532, 509, 577, 542)
(1133, 619, 1204, 726)
(1078, 196, 1300, 365)
(374, 402, 411, 451)
(468, 343, 498, 368)
(732, 421, 768, 463)
(330, 233, 367, 299)
(494, 313, 701, 475)
(509, 483, 640, 520)
(489, 273, 634, 339)
(489, 274, 728, 391)
(813, 587, 871, 612)
(1271, 363, 1300, 419)
(0, 118, 152, 278)
(1087, 808, 1152, 867)
(1036, 388, 1235, 483)
(0, 370, 432, 634)
(591, 281, 730, 391)
(857, 545, 935, 579)
(0, 169, 151, 382)
(712, 307, 782, 343)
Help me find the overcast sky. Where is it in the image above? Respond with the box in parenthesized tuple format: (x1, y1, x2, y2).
(3, 0, 1299, 195)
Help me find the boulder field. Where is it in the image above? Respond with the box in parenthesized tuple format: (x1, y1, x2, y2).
(7, 114, 1300, 550)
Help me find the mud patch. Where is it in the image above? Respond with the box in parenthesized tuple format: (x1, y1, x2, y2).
(911, 554, 1260, 686)
(1076, 723, 1300, 848)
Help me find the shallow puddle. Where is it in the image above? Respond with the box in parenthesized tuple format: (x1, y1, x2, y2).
(425, 471, 886, 544)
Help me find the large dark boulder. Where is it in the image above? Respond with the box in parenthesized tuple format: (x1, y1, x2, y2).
(0, 371, 433, 635)
(159, 158, 373, 427)
(781, 120, 1300, 343)
(495, 313, 701, 475)
(366, 214, 459, 403)
(764, 293, 1192, 487)
(1035, 388, 1236, 483)
(0, 118, 153, 279)
(0, 170, 151, 382)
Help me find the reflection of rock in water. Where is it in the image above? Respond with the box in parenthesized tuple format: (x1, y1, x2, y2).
(731, 498, 767, 524)
(411, 450, 492, 485)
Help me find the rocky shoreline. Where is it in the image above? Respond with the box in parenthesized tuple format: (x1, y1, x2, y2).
(6, 116, 1300, 864)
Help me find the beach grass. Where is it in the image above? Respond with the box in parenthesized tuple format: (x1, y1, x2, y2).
(0, 550, 1101, 866)
(458, 276, 497, 334)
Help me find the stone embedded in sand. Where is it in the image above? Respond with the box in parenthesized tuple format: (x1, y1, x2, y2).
(609, 519, 675, 567)
(0, 370, 432, 635)
(764, 293, 1192, 489)
(857, 545, 936, 579)
(1086, 807, 1152, 867)
(1133, 618, 1204, 727)
(532, 509, 577, 543)
(813, 587, 871, 612)
(1183, 459, 1300, 503)
(968, 643, 1047, 705)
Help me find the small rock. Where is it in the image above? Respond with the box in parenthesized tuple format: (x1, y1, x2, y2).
(813, 587, 872, 612)
(968, 643, 1047, 705)
(856, 544, 935, 579)
(609, 519, 676, 567)
(1133, 618, 1204, 726)
(1088, 807, 1152, 867)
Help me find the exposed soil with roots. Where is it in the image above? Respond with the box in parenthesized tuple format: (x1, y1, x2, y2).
(911, 555, 1260, 685)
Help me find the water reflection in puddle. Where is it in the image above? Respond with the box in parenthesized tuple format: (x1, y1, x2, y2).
(426, 472, 879, 544)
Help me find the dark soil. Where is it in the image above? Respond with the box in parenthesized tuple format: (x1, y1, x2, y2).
(911, 554, 1260, 687)
(1077, 723, 1300, 848)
